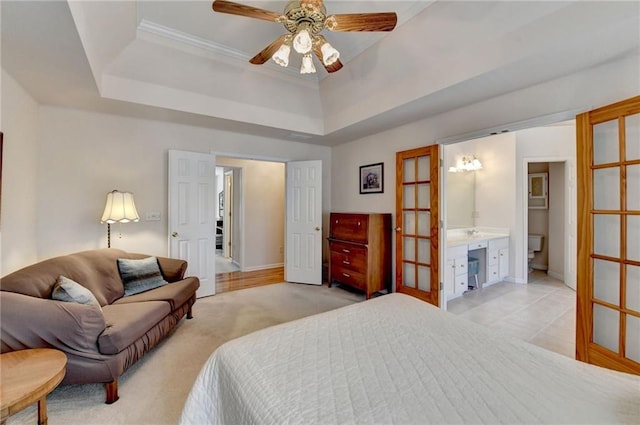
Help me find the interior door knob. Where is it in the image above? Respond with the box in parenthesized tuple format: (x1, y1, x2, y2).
(395, 227, 402, 232)
(315, 227, 320, 231)
(171, 232, 178, 237)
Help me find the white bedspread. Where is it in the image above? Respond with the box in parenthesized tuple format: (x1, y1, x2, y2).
(180, 293, 640, 424)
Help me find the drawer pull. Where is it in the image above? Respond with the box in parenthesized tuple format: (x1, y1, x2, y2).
(342, 249, 351, 253)
(343, 261, 350, 265)
(342, 273, 351, 278)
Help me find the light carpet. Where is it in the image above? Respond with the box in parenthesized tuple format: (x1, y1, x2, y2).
(8, 282, 364, 425)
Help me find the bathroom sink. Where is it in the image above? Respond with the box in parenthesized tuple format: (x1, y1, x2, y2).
(446, 231, 509, 246)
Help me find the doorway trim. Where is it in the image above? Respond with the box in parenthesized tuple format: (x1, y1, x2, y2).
(212, 151, 291, 274)
(521, 156, 576, 287)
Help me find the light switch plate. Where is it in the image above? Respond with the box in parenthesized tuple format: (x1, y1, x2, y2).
(146, 212, 161, 221)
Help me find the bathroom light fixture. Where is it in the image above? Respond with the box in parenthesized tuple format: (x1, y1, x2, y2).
(448, 156, 483, 173)
(101, 190, 140, 248)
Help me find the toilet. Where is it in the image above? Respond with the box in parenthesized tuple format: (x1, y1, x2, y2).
(528, 234, 544, 272)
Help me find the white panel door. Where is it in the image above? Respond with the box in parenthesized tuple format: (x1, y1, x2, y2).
(286, 160, 322, 285)
(168, 150, 216, 298)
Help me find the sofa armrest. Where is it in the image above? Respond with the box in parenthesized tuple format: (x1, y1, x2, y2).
(156, 257, 188, 282)
(1, 291, 106, 355)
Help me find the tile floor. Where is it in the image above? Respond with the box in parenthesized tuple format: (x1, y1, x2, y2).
(447, 270, 577, 358)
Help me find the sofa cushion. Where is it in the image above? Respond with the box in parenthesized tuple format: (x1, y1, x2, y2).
(52, 276, 102, 309)
(98, 301, 171, 355)
(112, 277, 199, 311)
(126, 253, 188, 282)
(117, 257, 169, 296)
(0, 249, 130, 305)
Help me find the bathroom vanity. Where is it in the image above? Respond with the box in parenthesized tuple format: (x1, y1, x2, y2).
(445, 228, 510, 300)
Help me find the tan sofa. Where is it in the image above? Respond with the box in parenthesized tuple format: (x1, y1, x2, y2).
(0, 248, 200, 403)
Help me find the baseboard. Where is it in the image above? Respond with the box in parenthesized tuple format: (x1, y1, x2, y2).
(241, 262, 284, 272)
(505, 276, 527, 284)
(531, 263, 548, 271)
(547, 270, 563, 281)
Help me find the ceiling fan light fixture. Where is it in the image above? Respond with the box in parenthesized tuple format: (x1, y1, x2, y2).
(293, 27, 313, 54)
(211, 0, 399, 74)
(320, 42, 340, 66)
(300, 53, 316, 74)
(272, 43, 291, 67)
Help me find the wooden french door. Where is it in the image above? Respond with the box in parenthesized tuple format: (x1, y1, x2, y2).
(395, 145, 440, 305)
(576, 95, 640, 375)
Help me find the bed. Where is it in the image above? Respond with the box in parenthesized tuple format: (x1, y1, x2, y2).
(179, 293, 640, 424)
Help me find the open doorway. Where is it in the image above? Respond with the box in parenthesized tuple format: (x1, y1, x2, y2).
(525, 161, 568, 285)
(215, 166, 240, 273)
(441, 120, 577, 308)
(214, 157, 286, 293)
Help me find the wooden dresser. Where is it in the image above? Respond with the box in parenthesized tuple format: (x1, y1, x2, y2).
(328, 212, 392, 299)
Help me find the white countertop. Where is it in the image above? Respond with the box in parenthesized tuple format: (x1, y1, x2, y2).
(446, 227, 509, 247)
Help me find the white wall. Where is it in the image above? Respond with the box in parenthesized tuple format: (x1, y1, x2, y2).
(474, 133, 517, 231)
(0, 71, 40, 275)
(548, 162, 566, 281)
(516, 124, 576, 286)
(1, 96, 330, 275)
(216, 157, 285, 271)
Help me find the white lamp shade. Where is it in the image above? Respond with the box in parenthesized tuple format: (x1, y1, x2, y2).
(272, 44, 291, 67)
(293, 29, 312, 54)
(320, 42, 340, 66)
(101, 190, 139, 223)
(300, 54, 316, 74)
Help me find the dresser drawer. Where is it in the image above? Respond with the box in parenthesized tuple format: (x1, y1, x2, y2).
(329, 213, 369, 244)
(330, 250, 367, 273)
(330, 265, 366, 290)
(329, 240, 366, 257)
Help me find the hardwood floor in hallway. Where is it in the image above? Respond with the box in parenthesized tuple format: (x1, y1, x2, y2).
(215, 266, 284, 294)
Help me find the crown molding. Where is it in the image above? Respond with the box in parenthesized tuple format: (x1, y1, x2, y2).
(138, 19, 248, 61)
(137, 19, 319, 80)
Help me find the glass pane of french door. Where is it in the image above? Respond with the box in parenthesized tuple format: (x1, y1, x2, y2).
(577, 96, 640, 375)
(396, 145, 439, 306)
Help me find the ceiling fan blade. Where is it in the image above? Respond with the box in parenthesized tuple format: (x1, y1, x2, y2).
(249, 34, 288, 65)
(325, 12, 397, 32)
(212, 0, 282, 23)
(313, 36, 343, 73)
(317, 53, 343, 73)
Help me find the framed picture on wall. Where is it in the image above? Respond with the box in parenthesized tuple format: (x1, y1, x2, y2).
(359, 162, 384, 194)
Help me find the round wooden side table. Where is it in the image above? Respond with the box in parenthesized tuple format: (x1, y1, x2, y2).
(1, 348, 67, 425)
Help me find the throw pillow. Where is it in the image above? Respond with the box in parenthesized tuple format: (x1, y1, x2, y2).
(52, 275, 102, 309)
(117, 256, 168, 296)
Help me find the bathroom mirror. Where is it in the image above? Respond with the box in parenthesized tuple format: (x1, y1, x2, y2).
(447, 171, 475, 228)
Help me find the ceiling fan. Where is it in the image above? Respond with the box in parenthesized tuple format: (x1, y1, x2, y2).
(211, 0, 397, 74)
